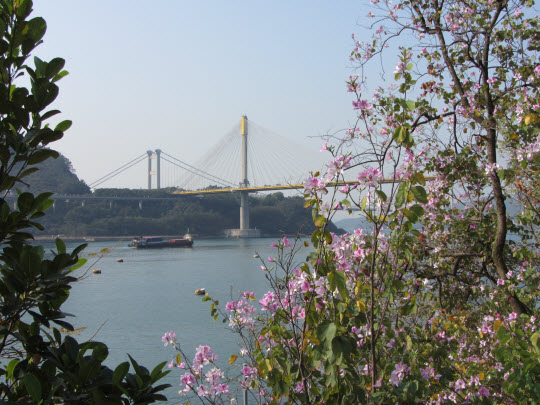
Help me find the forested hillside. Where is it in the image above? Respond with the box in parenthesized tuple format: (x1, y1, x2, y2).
(22, 152, 91, 195)
(26, 154, 342, 236)
(40, 189, 340, 237)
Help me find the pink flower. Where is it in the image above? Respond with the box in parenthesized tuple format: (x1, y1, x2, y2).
(487, 77, 496, 84)
(478, 386, 490, 397)
(259, 292, 278, 312)
(320, 141, 328, 152)
(353, 99, 373, 112)
(241, 291, 255, 300)
(180, 372, 196, 391)
(389, 362, 410, 386)
(282, 236, 291, 248)
(225, 301, 237, 311)
(162, 331, 177, 346)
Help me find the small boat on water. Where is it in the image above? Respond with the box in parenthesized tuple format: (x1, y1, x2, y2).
(128, 234, 193, 249)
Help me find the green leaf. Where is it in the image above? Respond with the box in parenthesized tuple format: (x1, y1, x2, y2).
(411, 186, 428, 203)
(70, 257, 87, 271)
(314, 216, 325, 227)
(393, 126, 407, 143)
(375, 189, 387, 202)
(23, 374, 41, 403)
(6, 359, 20, 379)
(27, 149, 59, 165)
(55, 238, 66, 254)
(405, 100, 416, 111)
(150, 361, 168, 381)
(18, 167, 39, 179)
(52, 70, 69, 83)
(328, 270, 348, 300)
(26, 17, 47, 42)
(323, 229, 332, 245)
(410, 204, 424, 216)
(332, 336, 352, 360)
(15, 0, 33, 18)
(40, 109, 61, 121)
(361, 196, 367, 210)
(532, 332, 540, 351)
(411, 172, 426, 185)
(54, 120, 72, 132)
(113, 362, 130, 386)
(317, 321, 337, 344)
(395, 182, 408, 208)
(17, 192, 33, 212)
(46, 58, 65, 79)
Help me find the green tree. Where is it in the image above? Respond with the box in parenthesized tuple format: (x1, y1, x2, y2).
(163, 1, 539, 404)
(0, 1, 169, 402)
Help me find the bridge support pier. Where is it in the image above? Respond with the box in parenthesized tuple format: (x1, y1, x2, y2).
(240, 191, 249, 230)
(224, 115, 260, 238)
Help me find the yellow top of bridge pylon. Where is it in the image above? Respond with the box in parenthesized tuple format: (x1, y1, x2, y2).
(241, 115, 246, 136)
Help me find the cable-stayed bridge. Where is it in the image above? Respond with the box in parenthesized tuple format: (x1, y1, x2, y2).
(88, 116, 328, 237)
(89, 117, 324, 193)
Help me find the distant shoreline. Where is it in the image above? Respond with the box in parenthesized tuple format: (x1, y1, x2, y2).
(32, 234, 284, 243)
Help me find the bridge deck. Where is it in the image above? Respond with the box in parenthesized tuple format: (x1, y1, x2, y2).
(172, 178, 404, 195)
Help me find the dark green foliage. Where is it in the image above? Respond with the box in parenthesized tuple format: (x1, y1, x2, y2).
(36, 189, 344, 236)
(22, 152, 91, 195)
(0, 1, 169, 402)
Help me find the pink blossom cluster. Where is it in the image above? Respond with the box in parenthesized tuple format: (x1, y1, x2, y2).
(357, 167, 383, 187)
(389, 362, 410, 386)
(304, 175, 327, 196)
(225, 298, 256, 329)
(325, 154, 352, 182)
(240, 365, 258, 390)
(515, 136, 540, 162)
(161, 331, 177, 347)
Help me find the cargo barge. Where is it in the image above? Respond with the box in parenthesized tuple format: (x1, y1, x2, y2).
(128, 234, 193, 248)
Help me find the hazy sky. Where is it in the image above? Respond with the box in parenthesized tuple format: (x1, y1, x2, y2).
(31, 1, 371, 189)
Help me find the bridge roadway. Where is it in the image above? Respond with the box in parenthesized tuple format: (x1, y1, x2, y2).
(4, 177, 432, 201)
(172, 178, 403, 195)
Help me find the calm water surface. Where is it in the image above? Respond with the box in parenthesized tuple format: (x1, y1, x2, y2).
(57, 238, 288, 402)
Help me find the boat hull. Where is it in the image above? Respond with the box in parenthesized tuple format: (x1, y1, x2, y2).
(128, 236, 193, 249)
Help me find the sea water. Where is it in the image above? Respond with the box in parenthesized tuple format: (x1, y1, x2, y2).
(57, 238, 293, 403)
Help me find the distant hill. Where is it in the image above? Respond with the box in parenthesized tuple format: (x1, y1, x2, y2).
(333, 216, 371, 234)
(22, 153, 90, 195)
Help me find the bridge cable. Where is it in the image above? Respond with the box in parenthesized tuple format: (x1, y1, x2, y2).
(173, 126, 239, 190)
(161, 152, 237, 187)
(160, 156, 234, 189)
(89, 155, 147, 189)
(88, 153, 147, 188)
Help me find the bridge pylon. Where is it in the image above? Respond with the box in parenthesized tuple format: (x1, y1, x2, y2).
(226, 115, 260, 238)
(147, 149, 162, 190)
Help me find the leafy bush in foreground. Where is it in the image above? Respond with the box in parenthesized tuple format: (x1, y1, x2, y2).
(0, 1, 169, 402)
